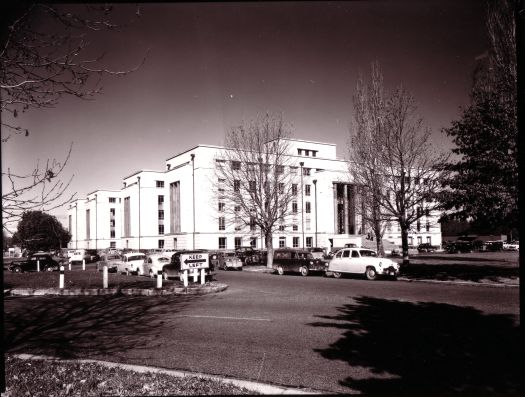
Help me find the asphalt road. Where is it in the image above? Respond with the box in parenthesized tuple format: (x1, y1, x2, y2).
(4, 270, 520, 394)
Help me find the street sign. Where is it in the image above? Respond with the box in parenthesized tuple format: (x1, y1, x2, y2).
(180, 253, 209, 270)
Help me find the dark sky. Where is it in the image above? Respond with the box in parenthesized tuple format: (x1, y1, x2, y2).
(3, 1, 488, 226)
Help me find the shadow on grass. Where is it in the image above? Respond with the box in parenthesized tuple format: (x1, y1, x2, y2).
(4, 295, 196, 359)
(310, 296, 521, 395)
(413, 254, 517, 263)
(401, 263, 519, 282)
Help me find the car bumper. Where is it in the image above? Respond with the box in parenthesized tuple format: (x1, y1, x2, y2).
(379, 266, 399, 276)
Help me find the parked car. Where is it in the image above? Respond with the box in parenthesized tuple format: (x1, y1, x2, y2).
(445, 240, 474, 253)
(144, 253, 171, 278)
(162, 250, 215, 281)
(308, 247, 326, 260)
(115, 252, 146, 275)
(8, 253, 61, 273)
(272, 248, 327, 276)
(235, 246, 256, 264)
(218, 251, 243, 270)
(96, 254, 122, 273)
(417, 243, 438, 253)
(327, 248, 399, 280)
(69, 249, 93, 264)
(244, 249, 268, 265)
(503, 240, 519, 251)
(485, 240, 504, 252)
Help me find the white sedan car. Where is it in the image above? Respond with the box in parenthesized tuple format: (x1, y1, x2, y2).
(327, 248, 399, 280)
(144, 254, 172, 278)
(116, 252, 146, 275)
(503, 241, 519, 251)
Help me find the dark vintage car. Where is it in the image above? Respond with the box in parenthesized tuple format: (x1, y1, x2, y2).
(244, 249, 268, 265)
(417, 243, 439, 253)
(235, 246, 257, 263)
(8, 253, 61, 273)
(445, 240, 474, 253)
(272, 248, 327, 276)
(162, 250, 215, 281)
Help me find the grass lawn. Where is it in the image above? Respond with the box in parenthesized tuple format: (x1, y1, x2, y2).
(4, 354, 257, 396)
(3, 268, 205, 290)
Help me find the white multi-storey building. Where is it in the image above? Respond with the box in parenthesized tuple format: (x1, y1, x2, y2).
(68, 138, 442, 251)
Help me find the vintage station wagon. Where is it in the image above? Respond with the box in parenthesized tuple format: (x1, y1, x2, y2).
(272, 248, 327, 276)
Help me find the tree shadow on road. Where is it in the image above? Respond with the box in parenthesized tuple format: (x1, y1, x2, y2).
(401, 263, 519, 282)
(309, 296, 521, 396)
(4, 295, 196, 360)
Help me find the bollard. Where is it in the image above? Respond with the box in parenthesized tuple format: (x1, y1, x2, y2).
(183, 270, 188, 287)
(157, 270, 162, 288)
(68, 259, 71, 271)
(193, 268, 198, 283)
(200, 268, 205, 285)
(103, 265, 108, 289)
(37, 259, 40, 272)
(82, 259, 86, 271)
(59, 265, 64, 288)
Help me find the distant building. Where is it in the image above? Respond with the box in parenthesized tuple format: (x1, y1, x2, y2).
(67, 138, 442, 251)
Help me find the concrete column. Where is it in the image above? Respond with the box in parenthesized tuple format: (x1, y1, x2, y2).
(343, 184, 349, 234)
(333, 183, 338, 234)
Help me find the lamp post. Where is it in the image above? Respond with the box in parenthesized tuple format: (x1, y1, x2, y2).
(313, 179, 317, 248)
(299, 161, 304, 248)
(137, 176, 141, 251)
(191, 154, 195, 250)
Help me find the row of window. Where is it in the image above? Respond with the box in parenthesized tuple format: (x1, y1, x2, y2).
(217, 160, 314, 176)
(217, 236, 314, 249)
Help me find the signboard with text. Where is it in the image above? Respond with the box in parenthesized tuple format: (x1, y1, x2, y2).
(180, 253, 209, 270)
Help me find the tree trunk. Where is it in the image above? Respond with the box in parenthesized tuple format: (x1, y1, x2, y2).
(400, 224, 410, 266)
(374, 233, 384, 257)
(265, 232, 274, 269)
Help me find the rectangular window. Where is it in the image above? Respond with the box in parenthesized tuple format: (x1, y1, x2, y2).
(305, 201, 311, 213)
(110, 208, 115, 216)
(293, 224, 298, 231)
(292, 184, 298, 195)
(312, 151, 317, 157)
(278, 183, 284, 194)
(426, 222, 430, 232)
(216, 159, 225, 169)
(305, 184, 311, 196)
(158, 224, 165, 235)
(156, 180, 164, 188)
(303, 167, 311, 176)
(218, 178, 225, 195)
(110, 241, 116, 248)
(109, 197, 116, 203)
(425, 208, 430, 217)
(158, 239, 165, 249)
(292, 201, 298, 213)
(250, 217, 256, 231)
(297, 149, 303, 155)
(290, 166, 298, 174)
(219, 237, 227, 249)
(279, 237, 286, 248)
(86, 209, 90, 240)
(158, 195, 164, 205)
(305, 150, 310, 156)
(110, 230, 115, 238)
(173, 238, 178, 249)
(306, 217, 311, 231)
(250, 237, 257, 248)
(427, 236, 431, 244)
(219, 217, 225, 231)
(249, 180, 256, 192)
(234, 180, 240, 192)
(218, 202, 225, 212)
(279, 224, 285, 231)
(234, 205, 241, 212)
(417, 221, 421, 232)
(276, 165, 284, 174)
(293, 237, 299, 248)
(306, 237, 313, 248)
(158, 210, 164, 220)
(169, 182, 180, 233)
(231, 161, 241, 171)
(124, 197, 131, 237)
(234, 237, 242, 249)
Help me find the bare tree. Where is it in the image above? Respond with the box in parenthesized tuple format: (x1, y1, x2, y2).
(349, 63, 449, 264)
(214, 113, 299, 268)
(1, 4, 145, 231)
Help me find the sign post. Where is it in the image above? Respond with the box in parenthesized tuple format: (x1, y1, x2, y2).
(200, 268, 205, 285)
(36, 259, 40, 272)
(103, 265, 108, 288)
(180, 253, 209, 287)
(157, 270, 162, 288)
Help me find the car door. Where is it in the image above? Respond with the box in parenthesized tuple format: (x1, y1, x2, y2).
(340, 249, 361, 274)
(329, 249, 344, 272)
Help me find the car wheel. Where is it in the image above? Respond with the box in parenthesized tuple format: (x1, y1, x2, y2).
(332, 272, 342, 279)
(300, 266, 309, 277)
(46, 266, 53, 272)
(13, 266, 22, 273)
(365, 267, 377, 280)
(149, 270, 154, 278)
(125, 269, 130, 276)
(277, 265, 285, 275)
(163, 271, 170, 281)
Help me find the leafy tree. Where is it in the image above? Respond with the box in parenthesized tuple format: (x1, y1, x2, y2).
(12, 211, 71, 252)
(349, 63, 450, 264)
(1, 4, 144, 231)
(440, 0, 517, 234)
(214, 113, 299, 268)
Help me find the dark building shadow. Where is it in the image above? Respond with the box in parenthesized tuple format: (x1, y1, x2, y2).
(309, 296, 521, 396)
(4, 295, 195, 359)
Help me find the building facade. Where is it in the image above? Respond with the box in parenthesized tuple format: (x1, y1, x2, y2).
(67, 138, 442, 251)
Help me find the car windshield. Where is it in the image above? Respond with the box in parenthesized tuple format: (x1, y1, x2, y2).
(128, 255, 144, 261)
(359, 250, 377, 257)
(310, 248, 324, 252)
(157, 257, 170, 263)
(225, 253, 237, 257)
(107, 255, 120, 260)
